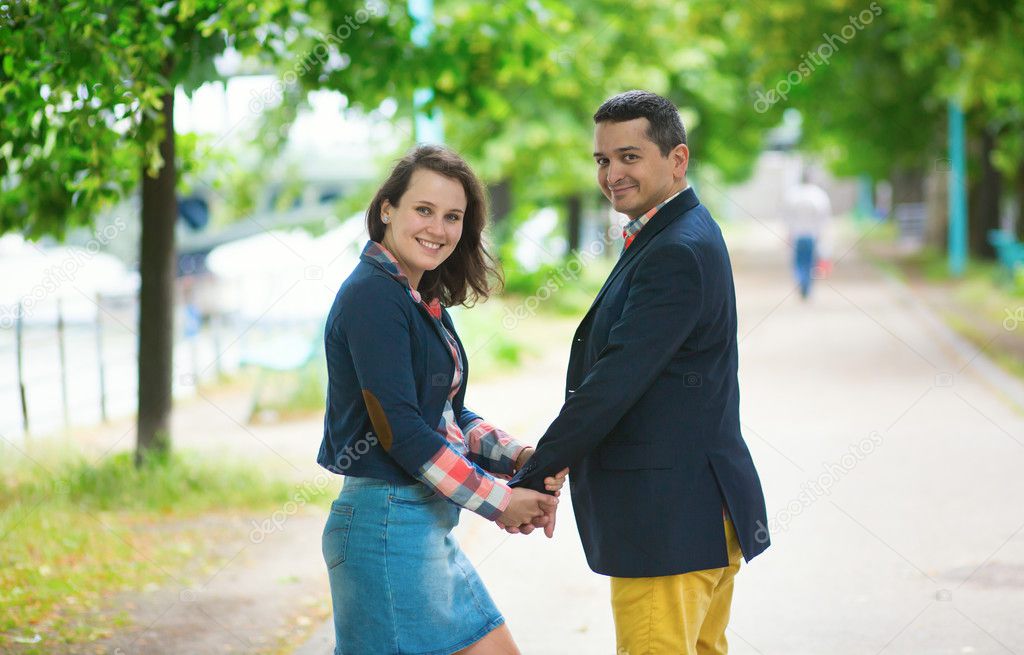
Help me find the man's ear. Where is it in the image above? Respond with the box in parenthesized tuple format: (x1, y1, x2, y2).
(672, 143, 689, 180)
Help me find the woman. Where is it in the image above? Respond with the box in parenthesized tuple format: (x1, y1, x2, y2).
(317, 145, 566, 655)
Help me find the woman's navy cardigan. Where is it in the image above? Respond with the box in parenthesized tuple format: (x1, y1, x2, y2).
(316, 252, 484, 482)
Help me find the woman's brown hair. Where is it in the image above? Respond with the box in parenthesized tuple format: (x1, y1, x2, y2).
(366, 145, 501, 306)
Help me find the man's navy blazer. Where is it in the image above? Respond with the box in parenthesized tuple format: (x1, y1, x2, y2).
(510, 188, 770, 577)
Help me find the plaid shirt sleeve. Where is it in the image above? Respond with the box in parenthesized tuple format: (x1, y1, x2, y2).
(416, 444, 513, 521)
(458, 406, 528, 477)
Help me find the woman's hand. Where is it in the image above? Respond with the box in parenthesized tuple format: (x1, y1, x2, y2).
(514, 447, 534, 474)
(511, 489, 561, 538)
(496, 487, 557, 529)
(497, 485, 564, 539)
(503, 447, 568, 539)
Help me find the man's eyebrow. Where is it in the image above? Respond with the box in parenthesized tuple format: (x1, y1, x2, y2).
(414, 200, 464, 213)
(593, 146, 641, 156)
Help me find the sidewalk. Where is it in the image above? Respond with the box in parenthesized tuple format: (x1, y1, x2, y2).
(722, 224, 1024, 653)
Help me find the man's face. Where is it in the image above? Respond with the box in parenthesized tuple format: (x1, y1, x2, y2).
(593, 118, 688, 219)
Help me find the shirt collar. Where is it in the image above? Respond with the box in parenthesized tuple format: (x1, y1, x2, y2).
(622, 185, 689, 248)
(361, 240, 443, 317)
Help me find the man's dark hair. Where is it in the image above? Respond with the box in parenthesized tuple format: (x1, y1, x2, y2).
(593, 90, 686, 156)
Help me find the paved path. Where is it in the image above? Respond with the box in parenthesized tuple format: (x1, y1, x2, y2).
(720, 224, 1024, 654)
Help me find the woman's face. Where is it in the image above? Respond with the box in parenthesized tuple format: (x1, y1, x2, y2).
(381, 169, 466, 288)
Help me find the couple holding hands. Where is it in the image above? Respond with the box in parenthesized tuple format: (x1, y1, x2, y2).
(317, 90, 770, 655)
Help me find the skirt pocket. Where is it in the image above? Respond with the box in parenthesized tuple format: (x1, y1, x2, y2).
(322, 503, 354, 570)
(385, 495, 498, 654)
(388, 481, 440, 505)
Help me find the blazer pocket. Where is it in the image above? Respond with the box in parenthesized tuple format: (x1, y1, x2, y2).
(599, 441, 675, 471)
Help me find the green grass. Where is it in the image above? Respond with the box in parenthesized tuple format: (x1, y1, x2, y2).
(943, 312, 1024, 380)
(855, 216, 900, 245)
(857, 216, 1024, 295)
(250, 360, 330, 421)
(1, 449, 298, 513)
(860, 225, 1024, 385)
(0, 446, 326, 652)
(895, 245, 1023, 291)
(878, 245, 1024, 321)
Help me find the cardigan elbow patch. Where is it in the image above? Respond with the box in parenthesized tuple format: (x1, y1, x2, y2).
(361, 389, 394, 451)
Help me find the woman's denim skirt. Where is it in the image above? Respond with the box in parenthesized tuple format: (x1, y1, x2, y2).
(322, 476, 505, 655)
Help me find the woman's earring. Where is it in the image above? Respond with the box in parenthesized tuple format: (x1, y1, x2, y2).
(381, 214, 390, 224)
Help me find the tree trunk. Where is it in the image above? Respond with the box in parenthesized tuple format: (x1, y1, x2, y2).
(924, 169, 948, 251)
(136, 81, 177, 464)
(967, 128, 1001, 259)
(566, 194, 582, 253)
(1015, 161, 1024, 242)
(489, 179, 512, 227)
(890, 168, 925, 205)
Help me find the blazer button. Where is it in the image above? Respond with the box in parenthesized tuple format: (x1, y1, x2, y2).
(567, 388, 576, 394)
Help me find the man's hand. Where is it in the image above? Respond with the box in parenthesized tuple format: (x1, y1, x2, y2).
(545, 467, 569, 493)
(515, 446, 568, 495)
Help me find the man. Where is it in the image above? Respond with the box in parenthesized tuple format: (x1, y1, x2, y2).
(783, 168, 833, 299)
(507, 90, 770, 654)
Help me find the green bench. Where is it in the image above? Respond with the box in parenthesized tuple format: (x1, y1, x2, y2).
(238, 330, 323, 422)
(987, 230, 1024, 281)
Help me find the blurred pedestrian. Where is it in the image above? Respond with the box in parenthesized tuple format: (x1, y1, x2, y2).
(783, 169, 833, 299)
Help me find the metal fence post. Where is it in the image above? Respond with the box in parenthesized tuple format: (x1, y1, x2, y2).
(57, 298, 70, 432)
(15, 300, 28, 436)
(95, 293, 108, 422)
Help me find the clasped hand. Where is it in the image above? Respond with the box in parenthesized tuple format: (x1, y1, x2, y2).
(494, 468, 568, 538)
